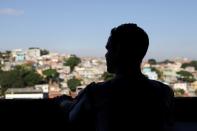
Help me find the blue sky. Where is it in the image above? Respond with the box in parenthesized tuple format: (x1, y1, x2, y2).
(0, 0, 197, 60)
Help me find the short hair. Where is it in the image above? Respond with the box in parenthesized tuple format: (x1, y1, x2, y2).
(109, 23, 149, 64)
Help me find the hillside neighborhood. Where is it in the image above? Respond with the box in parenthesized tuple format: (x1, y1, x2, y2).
(0, 48, 197, 99)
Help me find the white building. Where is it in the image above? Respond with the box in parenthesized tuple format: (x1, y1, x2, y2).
(35, 84, 49, 93)
(142, 67, 158, 80)
(5, 87, 44, 99)
(173, 83, 188, 92)
(185, 66, 196, 73)
(12, 49, 25, 62)
(26, 48, 41, 61)
(60, 88, 70, 96)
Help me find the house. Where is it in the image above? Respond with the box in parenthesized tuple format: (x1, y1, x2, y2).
(191, 81, 197, 90)
(35, 84, 49, 98)
(26, 48, 41, 61)
(142, 67, 158, 80)
(12, 49, 25, 62)
(185, 66, 196, 73)
(162, 68, 178, 84)
(5, 87, 43, 99)
(173, 83, 188, 92)
(48, 83, 61, 98)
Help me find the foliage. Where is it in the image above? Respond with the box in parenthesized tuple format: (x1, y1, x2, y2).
(64, 55, 81, 72)
(177, 70, 196, 83)
(174, 88, 185, 97)
(41, 49, 49, 56)
(43, 69, 59, 83)
(159, 59, 174, 64)
(148, 59, 157, 65)
(67, 77, 81, 92)
(0, 50, 11, 60)
(181, 61, 197, 70)
(150, 67, 163, 80)
(0, 65, 43, 94)
(101, 72, 115, 81)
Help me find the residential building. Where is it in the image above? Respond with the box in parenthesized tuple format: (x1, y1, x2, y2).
(142, 67, 158, 80)
(185, 66, 196, 73)
(5, 87, 43, 99)
(35, 84, 49, 98)
(191, 81, 197, 90)
(162, 68, 178, 84)
(173, 83, 188, 92)
(12, 49, 25, 62)
(26, 48, 41, 61)
(48, 83, 61, 98)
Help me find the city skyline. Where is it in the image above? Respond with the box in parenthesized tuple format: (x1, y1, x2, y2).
(0, 0, 197, 60)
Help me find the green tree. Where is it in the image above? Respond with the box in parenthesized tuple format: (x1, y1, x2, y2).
(41, 49, 49, 56)
(0, 51, 3, 58)
(159, 59, 174, 64)
(67, 77, 81, 92)
(101, 72, 115, 81)
(24, 70, 43, 86)
(64, 55, 81, 72)
(43, 69, 59, 84)
(181, 61, 197, 70)
(177, 70, 196, 83)
(150, 67, 163, 80)
(0, 65, 43, 95)
(148, 59, 157, 65)
(174, 88, 185, 97)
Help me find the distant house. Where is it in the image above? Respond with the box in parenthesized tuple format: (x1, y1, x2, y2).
(142, 67, 158, 80)
(1, 62, 12, 71)
(12, 49, 25, 62)
(162, 68, 178, 84)
(35, 84, 49, 98)
(173, 83, 188, 92)
(60, 88, 70, 96)
(48, 83, 61, 98)
(191, 81, 197, 90)
(5, 87, 43, 99)
(26, 48, 41, 61)
(185, 66, 196, 73)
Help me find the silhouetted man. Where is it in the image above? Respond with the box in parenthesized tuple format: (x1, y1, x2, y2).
(68, 23, 174, 131)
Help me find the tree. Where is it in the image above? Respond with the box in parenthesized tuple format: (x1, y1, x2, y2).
(159, 59, 174, 64)
(67, 77, 81, 92)
(1, 50, 11, 61)
(177, 70, 196, 83)
(64, 55, 81, 72)
(148, 59, 157, 65)
(0, 51, 3, 58)
(101, 72, 115, 81)
(150, 67, 163, 80)
(181, 61, 197, 70)
(43, 69, 59, 84)
(174, 88, 185, 97)
(0, 65, 43, 95)
(41, 49, 49, 56)
(23, 70, 43, 86)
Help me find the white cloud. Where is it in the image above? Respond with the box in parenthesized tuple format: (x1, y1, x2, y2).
(0, 8, 24, 16)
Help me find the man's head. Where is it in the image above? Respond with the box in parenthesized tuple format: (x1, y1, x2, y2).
(105, 23, 149, 74)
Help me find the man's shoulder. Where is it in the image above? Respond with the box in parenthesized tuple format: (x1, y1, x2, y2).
(86, 80, 113, 90)
(75, 80, 111, 98)
(148, 79, 174, 99)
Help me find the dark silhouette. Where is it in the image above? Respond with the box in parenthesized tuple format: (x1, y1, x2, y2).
(66, 23, 174, 131)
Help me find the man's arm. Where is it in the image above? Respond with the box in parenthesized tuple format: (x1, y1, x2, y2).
(68, 82, 96, 131)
